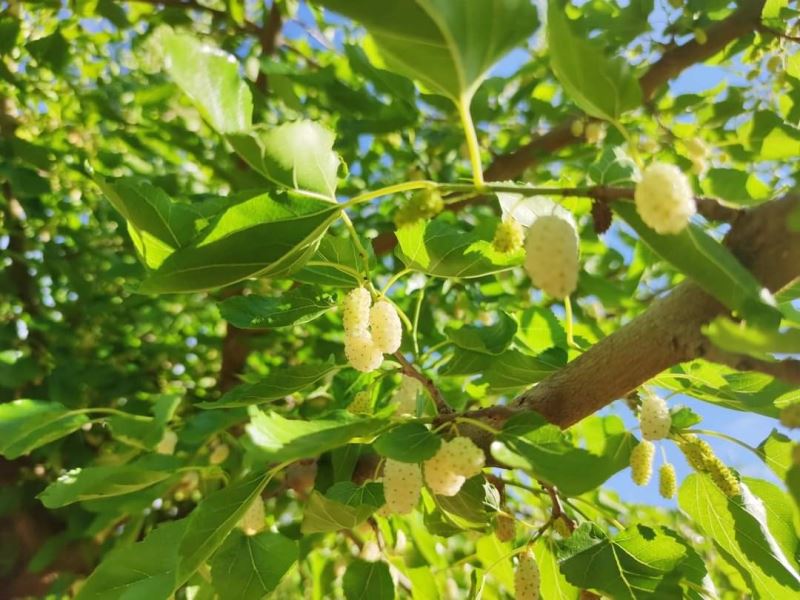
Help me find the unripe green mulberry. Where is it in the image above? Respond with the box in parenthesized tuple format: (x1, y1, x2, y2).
(570, 119, 584, 138)
(585, 121, 606, 144)
(659, 462, 677, 499)
(678, 435, 740, 497)
(349, 390, 372, 414)
(705, 456, 741, 498)
(639, 394, 671, 441)
(394, 189, 444, 227)
(630, 440, 655, 486)
(676, 434, 713, 472)
(524, 214, 580, 299)
(383, 459, 422, 515)
(369, 300, 402, 354)
(635, 162, 696, 234)
(343, 287, 371, 334)
(514, 549, 540, 600)
(494, 514, 516, 542)
(767, 55, 783, 74)
(694, 28, 708, 45)
(685, 137, 709, 160)
(209, 443, 230, 465)
(492, 219, 524, 253)
(344, 332, 383, 373)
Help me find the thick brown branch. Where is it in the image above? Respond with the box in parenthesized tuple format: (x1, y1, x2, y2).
(515, 194, 800, 428)
(486, 0, 766, 183)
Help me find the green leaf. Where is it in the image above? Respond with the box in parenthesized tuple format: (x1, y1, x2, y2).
(106, 413, 164, 450)
(0, 400, 89, 459)
(218, 287, 335, 329)
(326, 481, 385, 508)
(614, 202, 781, 326)
(316, 0, 538, 101)
(27, 30, 70, 73)
(342, 559, 395, 600)
(436, 476, 499, 529)
(373, 422, 441, 463)
(559, 523, 687, 599)
(177, 473, 271, 581)
(700, 168, 770, 206)
(293, 235, 373, 287)
(75, 519, 188, 600)
(477, 348, 565, 394)
(744, 478, 800, 573)
(534, 537, 579, 600)
(210, 530, 298, 600)
(703, 317, 800, 359)
(547, 3, 641, 120)
(678, 473, 800, 597)
(139, 191, 340, 294)
(200, 359, 340, 408)
(246, 410, 387, 463)
(445, 312, 517, 355)
(301, 491, 376, 534)
(161, 31, 252, 133)
(396, 218, 519, 279)
(669, 406, 702, 431)
(492, 413, 636, 496)
(98, 178, 202, 269)
(38, 455, 181, 508)
(228, 121, 341, 199)
(757, 429, 794, 480)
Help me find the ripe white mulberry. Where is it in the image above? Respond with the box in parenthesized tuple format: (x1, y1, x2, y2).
(343, 287, 371, 334)
(514, 549, 540, 600)
(382, 459, 422, 515)
(524, 214, 579, 299)
(639, 394, 671, 441)
(423, 436, 485, 497)
(344, 332, 383, 373)
(393, 375, 422, 416)
(370, 300, 402, 354)
(634, 162, 696, 234)
(630, 440, 655, 486)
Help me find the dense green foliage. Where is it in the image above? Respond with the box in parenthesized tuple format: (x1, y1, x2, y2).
(1, 0, 799, 598)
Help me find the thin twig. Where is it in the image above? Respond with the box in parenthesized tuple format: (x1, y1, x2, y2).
(702, 346, 800, 385)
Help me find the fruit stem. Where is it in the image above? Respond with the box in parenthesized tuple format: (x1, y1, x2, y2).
(457, 95, 486, 189)
(564, 296, 576, 348)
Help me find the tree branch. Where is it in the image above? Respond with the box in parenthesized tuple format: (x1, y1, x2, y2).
(702, 349, 800, 386)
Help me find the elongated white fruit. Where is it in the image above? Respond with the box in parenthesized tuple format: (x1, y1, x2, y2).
(343, 287, 371, 334)
(639, 394, 671, 441)
(423, 436, 485, 496)
(635, 162, 696, 234)
(383, 459, 422, 515)
(630, 439, 655, 486)
(370, 300, 402, 354)
(524, 214, 579, 299)
(514, 549, 540, 600)
(344, 332, 383, 373)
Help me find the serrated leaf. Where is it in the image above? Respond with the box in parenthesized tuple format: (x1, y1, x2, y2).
(209, 530, 298, 600)
(326, 481, 385, 508)
(316, 0, 538, 102)
(477, 348, 566, 394)
(445, 312, 517, 355)
(293, 235, 373, 287)
(757, 429, 794, 480)
(0, 400, 89, 459)
(301, 491, 375, 534)
(246, 410, 387, 463)
(139, 191, 340, 294)
(492, 413, 636, 496)
(342, 559, 394, 600)
(228, 121, 341, 199)
(678, 474, 800, 597)
(161, 31, 252, 133)
(614, 202, 781, 327)
(534, 537, 579, 600)
(373, 422, 441, 463)
(436, 476, 498, 529)
(217, 287, 335, 329)
(547, 4, 641, 120)
(200, 359, 340, 408)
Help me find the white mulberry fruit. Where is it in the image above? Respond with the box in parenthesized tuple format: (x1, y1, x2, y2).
(659, 462, 677, 499)
(635, 162, 696, 234)
(630, 440, 655, 486)
(492, 219, 524, 253)
(344, 332, 383, 373)
(393, 375, 422, 416)
(383, 459, 422, 515)
(514, 549, 540, 600)
(423, 436, 485, 497)
(585, 122, 606, 144)
(639, 394, 671, 441)
(343, 287, 372, 334)
(370, 300, 402, 354)
(239, 498, 265, 535)
(348, 390, 372, 414)
(524, 214, 579, 299)
(156, 430, 178, 455)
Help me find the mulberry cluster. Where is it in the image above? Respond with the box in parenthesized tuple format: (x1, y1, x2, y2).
(514, 549, 541, 600)
(630, 440, 655, 486)
(492, 219, 524, 253)
(393, 375, 423, 416)
(342, 289, 402, 372)
(382, 459, 423, 515)
(634, 162, 696, 234)
(394, 189, 444, 227)
(659, 462, 677, 499)
(677, 435, 740, 497)
(423, 436, 485, 497)
(639, 394, 671, 441)
(523, 214, 580, 299)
